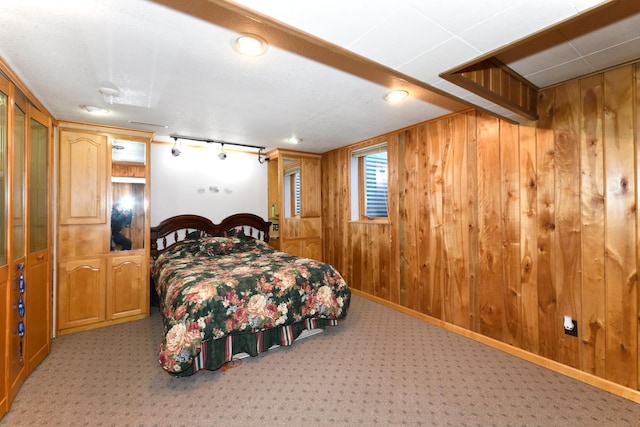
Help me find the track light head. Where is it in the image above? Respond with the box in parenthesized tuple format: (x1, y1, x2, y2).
(218, 151, 227, 160)
(171, 147, 181, 157)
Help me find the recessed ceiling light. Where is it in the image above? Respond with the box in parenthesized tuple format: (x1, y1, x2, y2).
(80, 105, 109, 114)
(233, 34, 268, 56)
(286, 136, 302, 145)
(384, 90, 409, 103)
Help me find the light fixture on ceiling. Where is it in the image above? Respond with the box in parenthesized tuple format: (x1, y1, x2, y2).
(170, 134, 269, 165)
(80, 105, 109, 114)
(99, 83, 121, 104)
(233, 34, 268, 56)
(171, 138, 181, 157)
(384, 89, 409, 103)
(286, 136, 302, 145)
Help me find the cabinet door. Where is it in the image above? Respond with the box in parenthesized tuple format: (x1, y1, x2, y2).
(281, 239, 303, 258)
(57, 258, 106, 331)
(25, 251, 49, 374)
(0, 72, 8, 418)
(303, 238, 323, 261)
(8, 94, 26, 404)
(59, 130, 108, 225)
(300, 157, 321, 217)
(107, 254, 147, 320)
(26, 109, 51, 375)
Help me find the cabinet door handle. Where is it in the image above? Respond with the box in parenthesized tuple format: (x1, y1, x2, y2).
(37, 254, 45, 261)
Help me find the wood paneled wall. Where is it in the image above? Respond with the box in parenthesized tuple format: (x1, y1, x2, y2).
(322, 61, 640, 391)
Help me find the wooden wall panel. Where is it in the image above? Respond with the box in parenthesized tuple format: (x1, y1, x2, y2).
(519, 124, 539, 353)
(320, 59, 640, 393)
(603, 65, 637, 389)
(580, 73, 606, 377)
(402, 127, 420, 311)
(476, 112, 506, 341)
(445, 114, 471, 328)
(553, 80, 582, 369)
(466, 112, 480, 332)
(635, 63, 640, 391)
(535, 89, 558, 360)
(387, 133, 401, 304)
(499, 120, 521, 346)
(426, 121, 443, 318)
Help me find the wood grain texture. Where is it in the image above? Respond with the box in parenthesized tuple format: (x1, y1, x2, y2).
(476, 112, 505, 341)
(603, 65, 637, 389)
(499, 120, 521, 346)
(553, 80, 582, 369)
(426, 121, 443, 318)
(579, 73, 606, 377)
(535, 89, 558, 360)
(319, 59, 640, 394)
(519, 124, 539, 353)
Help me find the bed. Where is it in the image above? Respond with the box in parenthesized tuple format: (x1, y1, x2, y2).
(150, 213, 351, 376)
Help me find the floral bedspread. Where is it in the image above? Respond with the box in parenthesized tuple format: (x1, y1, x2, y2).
(152, 236, 351, 374)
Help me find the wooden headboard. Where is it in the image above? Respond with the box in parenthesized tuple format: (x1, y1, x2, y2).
(150, 213, 271, 259)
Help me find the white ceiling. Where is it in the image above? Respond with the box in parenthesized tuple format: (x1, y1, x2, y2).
(1, 0, 639, 153)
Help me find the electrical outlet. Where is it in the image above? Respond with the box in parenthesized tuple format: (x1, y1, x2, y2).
(564, 319, 578, 336)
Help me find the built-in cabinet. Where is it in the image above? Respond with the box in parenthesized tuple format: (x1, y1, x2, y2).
(0, 63, 53, 419)
(56, 122, 152, 336)
(267, 149, 322, 261)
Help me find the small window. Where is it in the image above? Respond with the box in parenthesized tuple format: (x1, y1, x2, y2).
(351, 143, 388, 220)
(292, 170, 301, 216)
(284, 163, 301, 217)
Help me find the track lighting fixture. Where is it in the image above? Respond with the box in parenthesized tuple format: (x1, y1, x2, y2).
(169, 134, 269, 164)
(218, 144, 227, 160)
(171, 138, 181, 157)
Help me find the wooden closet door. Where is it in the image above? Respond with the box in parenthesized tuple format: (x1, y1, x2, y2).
(8, 92, 26, 405)
(0, 72, 10, 419)
(25, 108, 51, 375)
(59, 130, 108, 225)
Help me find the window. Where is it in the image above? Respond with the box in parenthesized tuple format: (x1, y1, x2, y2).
(284, 163, 301, 217)
(292, 170, 301, 216)
(351, 143, 388, 220)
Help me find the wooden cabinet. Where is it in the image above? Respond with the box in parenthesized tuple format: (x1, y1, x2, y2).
(0, 65, 54, 418)
(267, 149, 323, 261)
(107, 253, 146, 320)
(57, 258, 106, 330)
(56, 122, 153, 336)
(58, 130, 108, 225)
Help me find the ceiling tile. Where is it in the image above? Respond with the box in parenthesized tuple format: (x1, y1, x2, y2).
(399, 37, 482, 84)
(232, 0, 400, 47)
(583, 37, 640, 71)
(522, 57, 595, 87)
(566, 12, 640, 55)
(460, 0, 584, 53)
(404, 0, 516, 34)
(348, 5, 453, 68)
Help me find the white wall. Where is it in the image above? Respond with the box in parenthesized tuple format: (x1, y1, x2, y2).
(150, 142, 268, 225)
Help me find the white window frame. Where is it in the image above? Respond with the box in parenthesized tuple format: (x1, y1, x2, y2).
(350, 142, 388, 221)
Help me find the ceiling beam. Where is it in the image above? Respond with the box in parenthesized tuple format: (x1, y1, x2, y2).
(151, 0, 470, 113)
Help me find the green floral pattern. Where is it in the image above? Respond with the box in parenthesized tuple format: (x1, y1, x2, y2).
(152, 237, 350, 374)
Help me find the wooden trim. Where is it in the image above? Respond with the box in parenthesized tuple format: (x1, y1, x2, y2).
(58, 121, 154, 139)
(154, 0, 468, 113)
(352, 289, 640, 404)
(441, 57, 538, 120)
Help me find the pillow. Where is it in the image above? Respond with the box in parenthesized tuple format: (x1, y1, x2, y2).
(185, 230, 201, 240)
(196, 236, 243, 256)
(221, 228, 247, 239)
